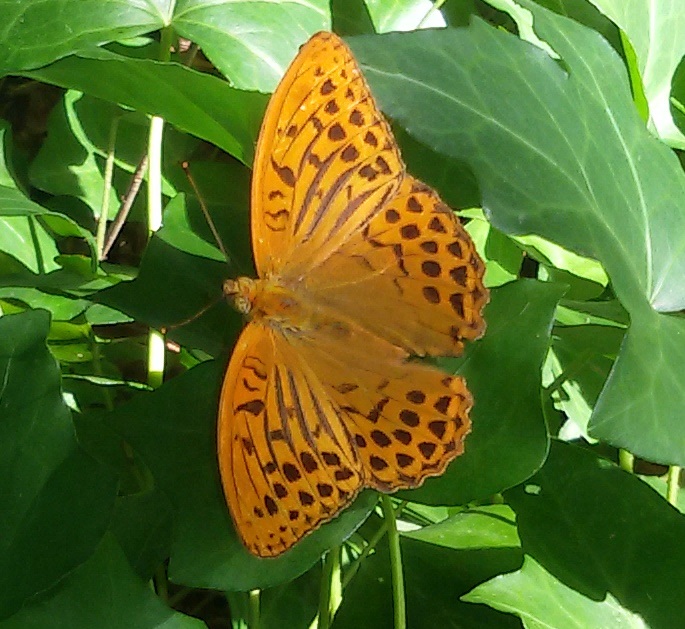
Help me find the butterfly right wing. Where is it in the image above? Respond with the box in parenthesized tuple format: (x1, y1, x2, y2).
(303, 176, 488, 358)
(218, 322, 362, 557)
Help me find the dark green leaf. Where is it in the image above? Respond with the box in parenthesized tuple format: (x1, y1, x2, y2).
(0, 535, 203, 629)
(0, 310, 117, 619)
(506, 440, 685, 628)
(0, 1, 163, 75)
(334, 534, 522, 629)
(25, 50, 265, 164)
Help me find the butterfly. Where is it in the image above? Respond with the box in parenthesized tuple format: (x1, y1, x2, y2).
(217, 31, 488, 557)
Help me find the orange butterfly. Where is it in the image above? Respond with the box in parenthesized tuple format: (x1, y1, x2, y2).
(217, 32, 488, 557)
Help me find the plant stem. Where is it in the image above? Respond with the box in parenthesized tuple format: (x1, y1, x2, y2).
(146, 111, 165, 389)
(381, 495, 406, 629)
(342, 499, 407, 588)
(145, 26, 173, 390)
(153, 564, 168, 602)
(248, 589, 260, 629)
(318, 546, 341, 629)
(618, 449, 634, 473)
(619, 30, 649, 123)
(27, 217, 45, 275)
(101, 153, 148, 259)
(667, 466, 681, 506)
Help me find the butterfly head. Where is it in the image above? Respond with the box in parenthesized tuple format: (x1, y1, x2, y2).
(223, 277, 256, 315)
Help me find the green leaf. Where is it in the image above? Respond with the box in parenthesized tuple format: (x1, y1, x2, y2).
(516, 234, 608, 288)
(24, 49, 266, 165)
(0, 310, 117, 619)
(30, 92, 125, 214)
(0, 185, 96, 272)
(465, 555, 648, 629)
(590, 308, 685, 465)
(29, 91, 190, 215)
(110, 490, 174, 581)
(159, 194, 226, 262)
(230, 565, 321, 629)
(96, 236, 239, 357)
(0, 535, 203, 629)
(104, 361, 377, 591)
(172, 0, 330, 91)
(505, 440, 685, 628)
(365, 0, 446, 32)
(0, 287, 89, 320)
(547, 323, 625, 439)
(406, 280, 560, 504)
(404, 504, 520, 550)
(0, 0, 164, 76)
(589, 0, 685, 148)
(0, 123, 17, 187)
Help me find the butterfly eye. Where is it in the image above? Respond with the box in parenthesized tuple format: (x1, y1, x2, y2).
(223, 279, 238, 296)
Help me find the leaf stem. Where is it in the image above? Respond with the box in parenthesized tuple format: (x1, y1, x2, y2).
(417, 0, 446, 28)
(381, 495, 406, 629)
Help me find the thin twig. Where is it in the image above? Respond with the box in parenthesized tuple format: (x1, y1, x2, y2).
(101, 153, 148, 260)
(96, 109, 120, 258)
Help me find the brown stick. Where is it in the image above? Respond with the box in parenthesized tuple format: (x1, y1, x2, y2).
(101, 153, 149, 260)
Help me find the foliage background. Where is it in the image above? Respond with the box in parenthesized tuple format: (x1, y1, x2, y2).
(1, 0, 684, 627)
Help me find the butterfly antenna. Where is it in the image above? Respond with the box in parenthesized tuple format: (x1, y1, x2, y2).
(162, 292, 225, 332)
(182, 161, 231, 264)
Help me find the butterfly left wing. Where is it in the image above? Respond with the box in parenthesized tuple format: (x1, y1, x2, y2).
(251, 31, 404, 277)
(218, 322, 362, 557)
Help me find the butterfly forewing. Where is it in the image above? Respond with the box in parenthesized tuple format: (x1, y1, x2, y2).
(251, 31, 404, 277)
(218, 322, 362, 557)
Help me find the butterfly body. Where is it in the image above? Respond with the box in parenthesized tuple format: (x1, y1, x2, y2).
(225, 276, 353, 341)
(217, 32, 488, 558)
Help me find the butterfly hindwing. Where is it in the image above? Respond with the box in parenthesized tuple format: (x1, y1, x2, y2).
(287, 320, 472, 492)
(218, 322, 362, 557)
(304, 176, 488, 356)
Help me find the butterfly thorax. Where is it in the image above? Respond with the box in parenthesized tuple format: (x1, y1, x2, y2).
(224, 276, 336, 335)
